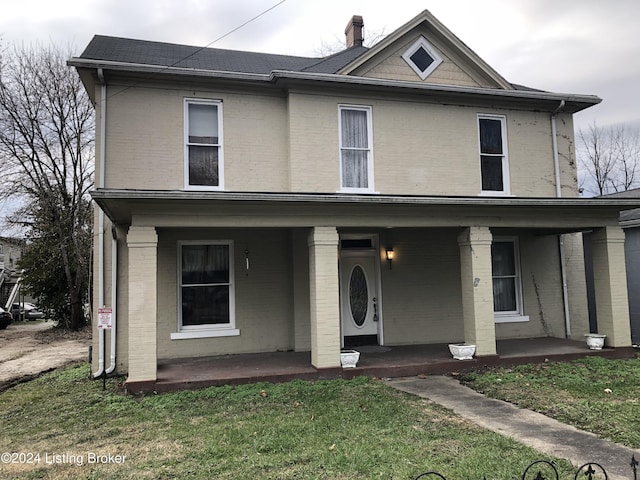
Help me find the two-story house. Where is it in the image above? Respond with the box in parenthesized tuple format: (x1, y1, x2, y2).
(70, 10, 636, 392)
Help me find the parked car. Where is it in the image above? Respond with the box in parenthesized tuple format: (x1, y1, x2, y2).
(0, 307, 13, 329)
(11, 302, 45, 320)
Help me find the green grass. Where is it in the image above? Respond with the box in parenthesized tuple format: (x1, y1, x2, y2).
(0, 365, 575, 479)
(461, 356, 640, 448)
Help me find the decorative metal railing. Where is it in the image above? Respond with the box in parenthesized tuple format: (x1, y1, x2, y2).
(414, 456, 638, 480)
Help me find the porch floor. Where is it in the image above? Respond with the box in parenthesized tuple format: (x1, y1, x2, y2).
(144, 338, 634, 394)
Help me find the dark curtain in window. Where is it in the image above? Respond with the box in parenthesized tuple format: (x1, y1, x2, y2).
(189, 146, 219, 186)
(181, 245, 230, 325)
(479, 119, 503, 154)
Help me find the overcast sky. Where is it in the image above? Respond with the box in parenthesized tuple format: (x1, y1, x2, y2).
(1, 0, 638, 131)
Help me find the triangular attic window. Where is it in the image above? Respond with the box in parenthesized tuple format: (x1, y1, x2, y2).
(402, 36, 443, 80)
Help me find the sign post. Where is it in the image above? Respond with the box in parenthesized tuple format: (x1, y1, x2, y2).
(97, 307, 112, 390)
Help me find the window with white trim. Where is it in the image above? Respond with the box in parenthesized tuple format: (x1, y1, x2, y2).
(491, 238, 525, 319)
(339, 105, 374, 192)
(185, 99, 224, 189)
(478, 115, 510, 195)
(402, 36, 443, 80)
(174, 241, 237, 338)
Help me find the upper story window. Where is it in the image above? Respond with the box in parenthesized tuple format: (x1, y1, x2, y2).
(402, 36, 443, 80)
(185, 99, 224, 190)
(339, 105, 374, 193)
(478, 115, 510, 195)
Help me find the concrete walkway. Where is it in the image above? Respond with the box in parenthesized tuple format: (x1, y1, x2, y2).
(387, 376, 638, 480)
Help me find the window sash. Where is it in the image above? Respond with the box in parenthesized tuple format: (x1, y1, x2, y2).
(478, 115, 508, 194)
(491, 239, 522, 314)
(178, 241, 234, 330)
(339, 106, 373, 191)
(185, 99, 223, 189)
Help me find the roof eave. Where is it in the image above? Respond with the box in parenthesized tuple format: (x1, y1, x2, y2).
(92, 188, 639, 207)
(270, 70, 601, 113)
(68, 57, 272, 82)
(69, 58, 601, 113)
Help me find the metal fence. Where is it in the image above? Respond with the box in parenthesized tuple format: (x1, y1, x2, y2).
(414, 456, 639, 480)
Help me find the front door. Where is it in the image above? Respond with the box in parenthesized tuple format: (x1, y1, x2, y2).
(340, 254, 380, 345)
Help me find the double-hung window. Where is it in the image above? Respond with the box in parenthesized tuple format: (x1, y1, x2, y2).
(339, 105, 374, 192)
(478, 115, 509, 195)
(185, 99, 224, 189)
(172, 241, 238, 339)
(491, 237, 527, 322)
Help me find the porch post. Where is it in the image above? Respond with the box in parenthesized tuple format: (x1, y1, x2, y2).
(590, 226, 631, 347)
(308, 226, 341, 369)
(126, 226, 158, 383)
(457, 226, 496, 356)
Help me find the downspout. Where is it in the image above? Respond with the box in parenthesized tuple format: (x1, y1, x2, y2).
(93, 68, 107, 378)
(105, 226, 118, 374)
(551, 100, 571, 337)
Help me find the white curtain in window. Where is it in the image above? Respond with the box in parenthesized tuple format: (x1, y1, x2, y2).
(341, 109, 368, 188)
(491, 241, 517, 312)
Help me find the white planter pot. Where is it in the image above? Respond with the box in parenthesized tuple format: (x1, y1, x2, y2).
(585, 334, 606, 350)
(448, 344, 476, 360)
(340, 350, 360, 368)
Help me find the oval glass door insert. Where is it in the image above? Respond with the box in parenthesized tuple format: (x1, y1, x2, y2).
(349, 265, 368, 326)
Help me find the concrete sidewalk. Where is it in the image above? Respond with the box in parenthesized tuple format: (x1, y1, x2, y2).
(386, 376, 638, 480)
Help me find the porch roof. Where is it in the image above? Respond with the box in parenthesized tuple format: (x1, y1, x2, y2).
(92, 189, 640, 231)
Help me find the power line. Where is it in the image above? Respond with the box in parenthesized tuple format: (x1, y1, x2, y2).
(173, 0, 288, 68)
(105, 0, 288, 99)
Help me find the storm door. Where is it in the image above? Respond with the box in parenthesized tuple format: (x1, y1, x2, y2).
(339, 236, 382, 347)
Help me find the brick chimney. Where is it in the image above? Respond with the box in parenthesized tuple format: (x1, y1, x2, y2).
(345, 15, 364, 48)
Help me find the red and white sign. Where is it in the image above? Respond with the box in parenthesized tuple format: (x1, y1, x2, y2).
(97, 307, 112, 330)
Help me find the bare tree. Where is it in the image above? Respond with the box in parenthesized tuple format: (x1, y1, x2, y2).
(578, 122, 640, 196)
(0, 43, 94, 330)
(314, 27, 387, 57)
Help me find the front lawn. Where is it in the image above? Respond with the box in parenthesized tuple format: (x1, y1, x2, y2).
(461, 356, 640, 448)
(0, 365, 574, 479)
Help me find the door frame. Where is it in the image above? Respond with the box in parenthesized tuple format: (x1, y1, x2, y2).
(339, 233, 384, 347)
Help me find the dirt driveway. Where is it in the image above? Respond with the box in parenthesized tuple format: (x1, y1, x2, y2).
(0, 321, 91, 391)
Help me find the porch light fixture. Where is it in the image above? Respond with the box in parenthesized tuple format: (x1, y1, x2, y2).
(385, 248, 395, 270)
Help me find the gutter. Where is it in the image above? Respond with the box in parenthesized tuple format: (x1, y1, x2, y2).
(89, 188, 640, 208)
(67, 57, 601, 113)
(93, 68, 107, 379)
(105, 226, 118, 374)
(550, 100, 572, 338)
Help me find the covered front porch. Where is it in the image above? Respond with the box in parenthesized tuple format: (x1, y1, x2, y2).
(134, 337, 635, 394)
(91, 190, 638, 391)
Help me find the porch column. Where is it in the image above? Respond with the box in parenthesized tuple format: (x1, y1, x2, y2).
(457, 226, 496, 356)
(308, 226, 341, 369)
(590, 226, 631, 347)
(126, 226, 158, 383)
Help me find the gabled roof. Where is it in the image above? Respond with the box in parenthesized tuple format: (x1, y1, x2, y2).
(69, 11, 602, 113)
(78, 35, 368, 75)
(338, 10, 512, 90)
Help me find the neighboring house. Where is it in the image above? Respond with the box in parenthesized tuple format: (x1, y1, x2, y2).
(589, 188, 640, 345)
(0, 237, 24, 308)
(70, 10, 637, 391)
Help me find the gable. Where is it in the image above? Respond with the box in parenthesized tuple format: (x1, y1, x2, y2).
(349, 30, 491, 88)
(339, 10, 512, 90)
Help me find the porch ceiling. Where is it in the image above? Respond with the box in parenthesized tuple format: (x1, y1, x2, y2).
(91, 189, 640, 230)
